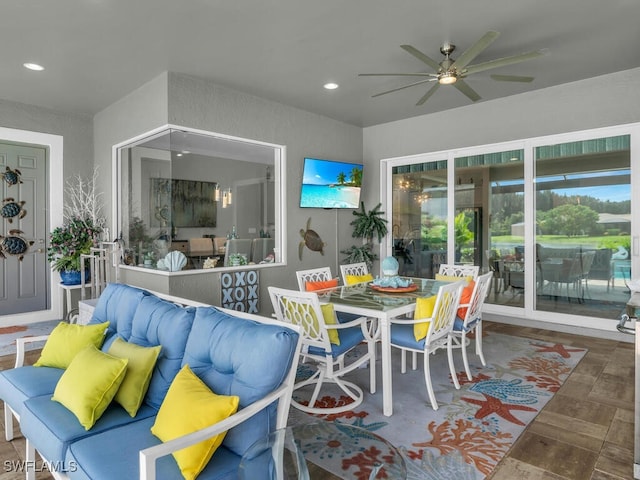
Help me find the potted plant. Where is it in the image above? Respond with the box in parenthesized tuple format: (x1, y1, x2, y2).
(341, 202, 388, 270)
(47, 169, 105, 284)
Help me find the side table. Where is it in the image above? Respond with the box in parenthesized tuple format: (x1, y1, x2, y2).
(239, 421, 406, 480)
(58, 283, 90, 321)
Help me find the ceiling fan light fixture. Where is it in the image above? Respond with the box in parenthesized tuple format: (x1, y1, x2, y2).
(438, 72, 457, 85)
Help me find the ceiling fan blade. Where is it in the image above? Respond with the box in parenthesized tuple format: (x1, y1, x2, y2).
(490, 74, 534, 83)
(416, 83, 440, 106)
(453, 79, 481, 102)
(372, 78, 437, 98)
(359, 73, 437, 77)
(450, 31, 500, 71)
(464, 48, 548, 75)
(400, 45, 442, 71)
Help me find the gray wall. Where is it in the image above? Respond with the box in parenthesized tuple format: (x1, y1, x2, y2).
(94, 72, 363, 310)
(362, 67, 640, 210)
(0, 98, 93, 201)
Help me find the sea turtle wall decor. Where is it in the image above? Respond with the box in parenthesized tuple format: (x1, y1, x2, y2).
(1, 198, 27, 223)
(299, 217, 326, 260)
(1, 167, 23, 187)
(0, 229, 34, 260)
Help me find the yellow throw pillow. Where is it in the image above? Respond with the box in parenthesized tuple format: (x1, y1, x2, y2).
(435, 274, 472, 283)
(284, 299, 340, 345)
(34, 321, 110, 369)
(150, 365, 239, 480)
(107, 337, 162, 417)
(413, 295, 437, 341)
(344, 273, 374, 285)
(52, 344, 128, 430)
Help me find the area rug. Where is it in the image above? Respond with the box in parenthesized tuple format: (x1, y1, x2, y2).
(288, 332, 587, 479)
(0, 320, 59, 357)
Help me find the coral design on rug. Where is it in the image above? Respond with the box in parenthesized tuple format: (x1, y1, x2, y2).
(289, 332, 586, 479)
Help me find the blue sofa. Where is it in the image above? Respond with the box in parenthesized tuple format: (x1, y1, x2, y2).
(0, 283, 301, 480)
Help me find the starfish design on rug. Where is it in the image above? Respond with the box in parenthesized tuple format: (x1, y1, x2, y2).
(462, 393, 537, 426)
(531, 342, 584, 358)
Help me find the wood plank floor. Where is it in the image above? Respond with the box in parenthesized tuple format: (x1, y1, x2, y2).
(0, 322, 634, 479)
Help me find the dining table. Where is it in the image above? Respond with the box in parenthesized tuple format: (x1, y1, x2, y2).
(316, 277, 450, 416)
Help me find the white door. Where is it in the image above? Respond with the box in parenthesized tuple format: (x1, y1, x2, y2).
(0, 142, 49, 315)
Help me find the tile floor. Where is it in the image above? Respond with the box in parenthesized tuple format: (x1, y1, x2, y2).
(0, 322, 634, 480)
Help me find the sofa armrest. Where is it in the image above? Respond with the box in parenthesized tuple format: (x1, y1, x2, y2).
(14, 335, 49, 368)
(139, 383, 289, 480)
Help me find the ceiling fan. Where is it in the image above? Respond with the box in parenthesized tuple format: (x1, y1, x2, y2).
(359, 31, 548, 106)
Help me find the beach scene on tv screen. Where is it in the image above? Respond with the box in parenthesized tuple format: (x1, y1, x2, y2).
(300, 159, 363, 208)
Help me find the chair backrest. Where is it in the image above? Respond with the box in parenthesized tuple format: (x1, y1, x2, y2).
(438, 263, 480, 279)
(251, 237, 275, 263)
(340, 262, 369, 284)
(460, 272, 493, 326)
(579, 250, 596, 277)
(268, 287, 332, 352)
(423, 280, 465, 345)
(80, 242, 121, 300)
(188, 237, 213, 255)
(224, 238, 253, 266)
(296, 267, 333, 291)
(213, 237, 226, 254)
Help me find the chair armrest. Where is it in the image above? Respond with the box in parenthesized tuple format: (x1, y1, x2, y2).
(14, 335, 49, 368)
(139, 383, 289, 480)
(328, 317, 369, 330)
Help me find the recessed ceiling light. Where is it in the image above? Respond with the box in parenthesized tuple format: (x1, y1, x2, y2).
(323, 82, 339, 90)
(23, 63, 44, 71)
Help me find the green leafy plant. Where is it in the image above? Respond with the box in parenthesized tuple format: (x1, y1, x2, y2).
(47, 218, 102, 272)
(349, 202, 388, 242)
(341, 202, 389, 269)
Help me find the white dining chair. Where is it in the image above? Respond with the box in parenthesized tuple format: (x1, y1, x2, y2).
(451, 272, 492, 380)
(296, 267, 335, 291)
(438, 264, 480, 280)
(389, 280, 465, 410)
(268, 286, 376, 414)
(340, 262, 371, 285)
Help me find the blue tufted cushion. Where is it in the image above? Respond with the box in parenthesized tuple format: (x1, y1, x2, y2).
(182, 307, 299, 457)
(0, 366, 63, 416)
(130, 294, 196, 410)
(66, 417, 240, 480)
(20, 395, 156, 467)
(89, 283, 149, 349)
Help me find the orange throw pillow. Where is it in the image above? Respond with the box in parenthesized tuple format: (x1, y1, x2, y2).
(457, 281, 476, 319)
(305, 279, 339, 291)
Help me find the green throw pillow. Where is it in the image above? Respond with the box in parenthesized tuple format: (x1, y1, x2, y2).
(151, 365, 239, 480)
(107, 337, 162, 417)
(52, 344, 128, 430)
(34, 321, 109, 369)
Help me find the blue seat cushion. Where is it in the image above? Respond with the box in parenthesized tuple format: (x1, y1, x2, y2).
(128, 294, 196, 410)
(65, 417, 240, 480)
(182, 307, 299, 457)
(453, 316, 479, 332)
(390, 323, 426, 350)
(0, 366, 63, 415)
(307, 325, 365, 357)
(20, 395, 156, 467)
(336, 311, 363, 323)
(89, 283, 149, 347)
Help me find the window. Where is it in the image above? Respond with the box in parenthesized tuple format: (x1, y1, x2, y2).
(115, 126, 285, 272)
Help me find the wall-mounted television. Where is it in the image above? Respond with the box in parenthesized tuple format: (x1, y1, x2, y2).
(300, 157, 363, 208)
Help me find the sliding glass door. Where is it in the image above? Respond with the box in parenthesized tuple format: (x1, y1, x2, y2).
(383, 124, 639, 329)
(534, 135, 630, 320)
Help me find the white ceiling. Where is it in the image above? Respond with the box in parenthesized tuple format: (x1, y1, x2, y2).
(2, 0, 639, 127)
